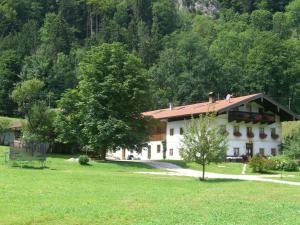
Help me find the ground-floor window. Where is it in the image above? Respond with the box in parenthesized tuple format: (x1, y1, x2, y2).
(233, 148, 240, 156)
(170, 128, 174, 136)
(271, 148, 277, 156)
(169, 149, 173, 156)
(259, 148, 265, 156)
(157, 145, 161, 153)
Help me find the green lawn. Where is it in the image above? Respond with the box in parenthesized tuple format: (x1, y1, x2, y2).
(161, 160, 300, 182)
(1, 152, 300, 225)
(160, 160, 246, 175)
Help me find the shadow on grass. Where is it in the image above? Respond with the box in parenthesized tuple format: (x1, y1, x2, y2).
(46, 154, 75, 159)
(199, 178, 244, 183)
(95, 160, 155, 170)
(10, 164, 50, 170)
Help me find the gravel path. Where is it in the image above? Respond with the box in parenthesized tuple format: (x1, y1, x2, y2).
(138, 161, 300, 186)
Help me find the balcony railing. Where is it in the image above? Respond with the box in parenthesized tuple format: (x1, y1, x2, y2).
(228, 111, 275, 124)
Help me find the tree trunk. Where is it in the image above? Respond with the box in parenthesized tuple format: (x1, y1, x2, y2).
(99, 150, 106, 160)
(202, 163, 205, 180)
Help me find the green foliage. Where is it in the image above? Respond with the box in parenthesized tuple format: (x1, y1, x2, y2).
(11, 79, 45, 114)
(22, 103, 56, 143)
(0, 50, 20, 115)
(268, 155, 299, 171)
(283, 133, 300, 160)
(78, 155, 89, 165)
(249, 155, 267, 172)
(180, 114, 227, 179)
(71, 43, 151, 159)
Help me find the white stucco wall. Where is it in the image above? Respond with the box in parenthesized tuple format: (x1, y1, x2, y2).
(111, 101, 283, 160)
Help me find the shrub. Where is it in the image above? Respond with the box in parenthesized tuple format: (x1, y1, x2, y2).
(283, 160, 298, 172)
(79, 155, 89, 165)
(249, 155, 268, 173)
(268, 155, 299, 172)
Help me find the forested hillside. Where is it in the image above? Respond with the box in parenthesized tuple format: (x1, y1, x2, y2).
(1, 0, 300, 116)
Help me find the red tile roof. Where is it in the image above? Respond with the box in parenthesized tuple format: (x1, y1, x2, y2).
(143, 93, 262, 120)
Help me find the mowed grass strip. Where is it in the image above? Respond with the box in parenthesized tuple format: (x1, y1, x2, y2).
(0, 154, 299, 225)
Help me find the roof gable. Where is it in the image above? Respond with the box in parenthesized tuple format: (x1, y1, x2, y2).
(143, 93, 299, 121)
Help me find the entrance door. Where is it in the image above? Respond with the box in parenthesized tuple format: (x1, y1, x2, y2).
(148, 146, 151, 160)
(246, 143, 253, 157)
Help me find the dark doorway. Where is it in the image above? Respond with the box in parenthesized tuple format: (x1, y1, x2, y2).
(246, 143, 253, 157)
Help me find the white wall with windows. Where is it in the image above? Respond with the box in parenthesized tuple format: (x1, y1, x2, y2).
(111, 101, 283, 160)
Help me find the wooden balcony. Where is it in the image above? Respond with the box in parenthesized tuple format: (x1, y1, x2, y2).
(150, 133, 166, 141)
(228, 111, 275, 124)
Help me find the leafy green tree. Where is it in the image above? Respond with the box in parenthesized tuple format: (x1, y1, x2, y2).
(0, 50, 20, 115)
(11, 79, 45, 115)
(11, 79, 55, 143)
(55, 88, 84, 151)
(283, 127, 300, 159)
(273, 12, 292, 38)
(76, 43, 152, 159)
(22, 103, 56, 143)
(286, 0, 300, 38)
(180, 114, 228, 180)
(152, 0, 178, 36)
(251, 9, 273, 31)
(40, 12, 75, 56)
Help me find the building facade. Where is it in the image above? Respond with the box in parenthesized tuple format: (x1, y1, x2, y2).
(112, 93, 298, 160)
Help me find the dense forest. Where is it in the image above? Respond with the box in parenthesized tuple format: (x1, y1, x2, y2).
(1, 0, 300, 116)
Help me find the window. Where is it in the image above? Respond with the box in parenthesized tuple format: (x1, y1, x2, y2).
(157, 145, 161, 153)
(234, 126, 239, 133)
(170, 128, 174, 136)
(259, 127, 264, 134)
(247, 127, 252, 133)
(180, 127, 184, 135)
(259, 148, 265, 156)
(169, 149, 173, 156)
(271, 128, 276, 135)
(258, 108, 264, 114)
(233, 126, 241, 137)
(233, 148, 240, 156)
(271, 148, 277, 156)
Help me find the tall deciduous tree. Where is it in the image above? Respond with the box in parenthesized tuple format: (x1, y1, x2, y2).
(0, 50, 20, 115)
(180, 114, 227, 180)
(77, 43, 152, 159)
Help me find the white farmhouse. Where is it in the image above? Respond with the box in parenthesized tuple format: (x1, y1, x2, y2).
(112, 93, 298, 160)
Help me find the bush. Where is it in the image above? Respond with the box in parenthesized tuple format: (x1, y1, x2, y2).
(79, 155, 89, 165)
(283, 160, 298, 171)
(268, 155, 299, 172)
(249, 155, 268, 173)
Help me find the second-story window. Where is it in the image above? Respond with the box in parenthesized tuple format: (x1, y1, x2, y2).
(180, 127, 184, 135)
(259, 127, 264, 134)
(233, 126, 241, 137)
(247, 127, 254, 138)
(271, 128, 276, 135)
(170, 128, 174, 136)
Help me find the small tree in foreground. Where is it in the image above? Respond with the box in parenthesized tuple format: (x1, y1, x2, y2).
(180, 114, 227, 180)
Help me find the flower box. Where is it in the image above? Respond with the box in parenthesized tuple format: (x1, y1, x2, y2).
(233, 131, 242, 137)
(259, 133, 267, 139)
(271, 133, 279, 139)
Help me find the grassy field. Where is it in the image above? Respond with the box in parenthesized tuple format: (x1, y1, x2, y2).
(1, 149, 300, 225)
(160, 160, 245, 175)
(161, 160, 300, 180)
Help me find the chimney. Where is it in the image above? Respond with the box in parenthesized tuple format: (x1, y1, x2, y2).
(169, 103, 173, 110)
(208, 92, 215, 103)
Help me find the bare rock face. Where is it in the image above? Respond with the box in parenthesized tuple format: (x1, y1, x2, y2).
(174, 0, 219, 18)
